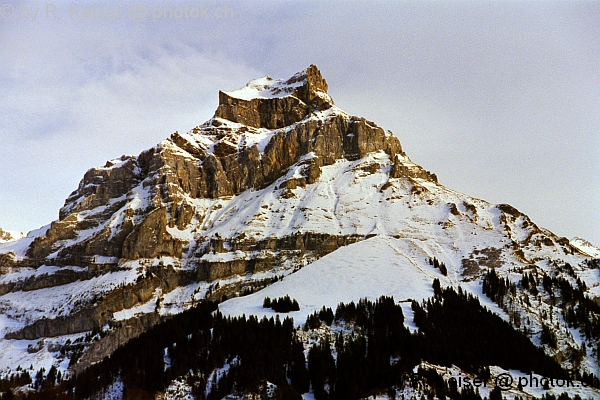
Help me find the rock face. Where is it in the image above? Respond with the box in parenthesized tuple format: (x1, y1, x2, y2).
(22, 65, 404, 267)
(5, 265, 192, 340)
(0, 65, 596, 377)
(215, 65, 332, 129)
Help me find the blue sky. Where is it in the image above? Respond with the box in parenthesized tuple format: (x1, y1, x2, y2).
(1, 1, 599, 246)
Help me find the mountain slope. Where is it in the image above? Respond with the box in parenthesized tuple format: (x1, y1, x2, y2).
(0, 66, 598, 398)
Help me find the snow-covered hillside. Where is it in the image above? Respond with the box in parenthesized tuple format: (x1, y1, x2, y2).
(219, 236, 439, 324)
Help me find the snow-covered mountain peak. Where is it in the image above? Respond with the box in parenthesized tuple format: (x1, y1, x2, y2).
(214, 65, 334, 129)
(225, 74, 303, 100)
(224, 64, 331, 102)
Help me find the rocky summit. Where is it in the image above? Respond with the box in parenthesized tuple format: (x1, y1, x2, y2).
(0, 66, 599, 399)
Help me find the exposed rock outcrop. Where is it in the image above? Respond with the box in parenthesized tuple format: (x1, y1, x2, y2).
(215, 65, 333, 129)
(6, 265, 194, 340)
(0, 268, 88, 295)
(390, 155, 437, 182)
(195, 232, 364, 281)
(121, 208, 183, 259)
(19, 66, 404, 267)
(71, 313, 161, 375)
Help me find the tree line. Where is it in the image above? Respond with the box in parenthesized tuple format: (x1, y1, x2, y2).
(2, 280, 583, 400)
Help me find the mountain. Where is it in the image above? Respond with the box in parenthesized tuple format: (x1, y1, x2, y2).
(0, 66, 599, 399)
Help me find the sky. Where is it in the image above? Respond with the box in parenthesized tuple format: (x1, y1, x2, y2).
(0, 1, 599, 246)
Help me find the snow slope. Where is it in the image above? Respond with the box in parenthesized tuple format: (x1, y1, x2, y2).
(219, 236, 438, 325)
(571, 237, 600, 258)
